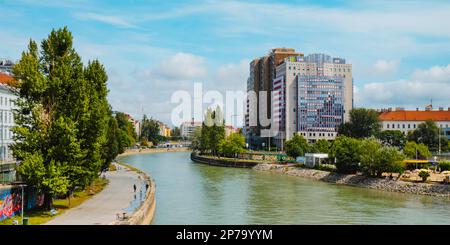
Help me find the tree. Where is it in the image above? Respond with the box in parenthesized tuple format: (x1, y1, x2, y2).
(200, 106, 225, 155)
(331, 136, 361, 174)
(359, 138, 382, 176)
(403, 141, 431, 159)
(171, 127, 181, 137)
(102, 114, 120, 171)
(284, 134, 309, 159)
(310, 139, 331, 154)
(11, 27, 112, 209)
(115, 112, 137, 152)
(338, 108, 381, 138)
(219, 133, 245, 156)
(408, 120, 447, 152)
(377, 130, 407, 148)
(190, 127, 202, 151)
(141, 115, 162, 145)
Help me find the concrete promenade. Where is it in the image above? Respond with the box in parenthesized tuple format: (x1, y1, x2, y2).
(45, 164, 143, 225)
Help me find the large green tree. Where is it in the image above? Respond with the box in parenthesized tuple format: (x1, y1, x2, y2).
(408, 120, 448, 152)
(377, 130, 407, 148)
(330, 136, 361, 174)
(284, 134, 309, 159)
(11, 27, 112, 209)
(141, 115, 162, 145)
(115, 112, 137, 153)
(403, 141, 432, 159)
(219, 132, 245, 156)
(338, 108, 381, 138)
(200, 106, 225, 155)
(359, 138, 405, 177)
(310, 139, 331, 154)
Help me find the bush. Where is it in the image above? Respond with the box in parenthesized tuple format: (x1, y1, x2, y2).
(331, 136, 362, 174)
(285, 134, 309, 159)
(439, 161, 450, 171)
(418, 170, 430, 182)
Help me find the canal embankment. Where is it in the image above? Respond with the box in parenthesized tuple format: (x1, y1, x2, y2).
(111, 162, 156, 225)
(190, 153, 260, 168)
(254, 163, 450, 197)
(119, 147, 190, 157)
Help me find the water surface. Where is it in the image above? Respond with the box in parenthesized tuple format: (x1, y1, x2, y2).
(119, 152, 450, 224)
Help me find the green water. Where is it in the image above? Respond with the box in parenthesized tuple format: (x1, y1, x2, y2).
(119, 152, 450, 224)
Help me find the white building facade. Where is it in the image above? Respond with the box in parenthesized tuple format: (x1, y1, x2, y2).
(181, 121, 202, 139)
(379, 109, 450, 139)
(273, 54, 352, 147)
(0, 84, 16, 163)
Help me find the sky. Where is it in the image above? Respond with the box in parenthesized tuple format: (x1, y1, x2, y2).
(1, 0, 450, 127)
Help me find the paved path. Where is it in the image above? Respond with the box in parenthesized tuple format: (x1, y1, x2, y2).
(46, 164, 143, 225)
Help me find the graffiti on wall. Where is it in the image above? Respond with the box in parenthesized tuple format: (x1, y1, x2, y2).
(0, 188, 22, 221)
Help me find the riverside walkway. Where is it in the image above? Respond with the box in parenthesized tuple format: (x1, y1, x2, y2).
(46, 164, 144, 225)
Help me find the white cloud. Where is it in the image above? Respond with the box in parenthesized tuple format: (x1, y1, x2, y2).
(73, 12, 137, 29)
(355, 64, 450, 109)
(412, 64, 450, 82)
(157, 52, 208, 80)
(373, 60, 400, 76)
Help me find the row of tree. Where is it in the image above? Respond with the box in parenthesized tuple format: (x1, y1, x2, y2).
(11, 27, 125, 209)
(191, 107, 246, 156)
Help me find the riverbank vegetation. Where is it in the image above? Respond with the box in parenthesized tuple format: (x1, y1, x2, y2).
(11, 27, 120, 210)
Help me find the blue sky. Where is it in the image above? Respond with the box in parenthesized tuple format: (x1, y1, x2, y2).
(1, 0, 450, 126)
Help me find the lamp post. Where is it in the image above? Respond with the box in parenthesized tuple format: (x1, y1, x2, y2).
(21, 185, 24, 225)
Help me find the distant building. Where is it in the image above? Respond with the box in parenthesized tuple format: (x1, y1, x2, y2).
(0, 73, 17, 163)
(158, 122, 171, 137)
(225, 125, 239, 137)
(134, 120, 141, 139)
(0, 59, 14, 75)
(181, 120, 202, 139)
(379, 108, 450, 139)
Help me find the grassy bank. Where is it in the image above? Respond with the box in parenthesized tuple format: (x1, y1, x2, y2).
(0, 178, 109, 225)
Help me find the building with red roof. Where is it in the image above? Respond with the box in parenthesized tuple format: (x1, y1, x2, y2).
(379, 108, 450, 139)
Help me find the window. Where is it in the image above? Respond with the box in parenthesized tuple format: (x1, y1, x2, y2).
(408, 124, 410, 129)
(387, 124, 390, 129)
(402, 124, 405, 129)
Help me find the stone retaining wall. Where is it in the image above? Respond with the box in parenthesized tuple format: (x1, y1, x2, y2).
(254, 163, 450, 197)
(191, 153, 259, 168)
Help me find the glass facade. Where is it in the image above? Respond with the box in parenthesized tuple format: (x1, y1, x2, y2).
(297, 75, 344, 133)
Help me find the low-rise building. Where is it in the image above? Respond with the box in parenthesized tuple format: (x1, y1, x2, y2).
(181, 120, 202, 139)
(158, 122, 171, 137)
(379, 108, 450, 139)
(0, 59, 14, 75)
(0, 73, 17, 164)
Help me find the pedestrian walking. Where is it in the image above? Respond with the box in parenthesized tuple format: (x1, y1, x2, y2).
(133, 184, 136, 193)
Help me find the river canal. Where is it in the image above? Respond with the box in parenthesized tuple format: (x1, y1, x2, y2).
(118, 152, 450, 224)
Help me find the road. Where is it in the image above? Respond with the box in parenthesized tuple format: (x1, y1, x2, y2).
(45, 164, 143, 225)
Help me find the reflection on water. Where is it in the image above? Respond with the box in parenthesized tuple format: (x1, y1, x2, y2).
(119, 152, 450, 225)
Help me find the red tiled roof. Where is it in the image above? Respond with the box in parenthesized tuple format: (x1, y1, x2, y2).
(0, 73, 14, 84)
(379, 110, 450, 121)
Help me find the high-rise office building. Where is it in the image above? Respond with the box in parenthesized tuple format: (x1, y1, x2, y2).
(245, 48, 303, 148)
(273, 53, 352, 147)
